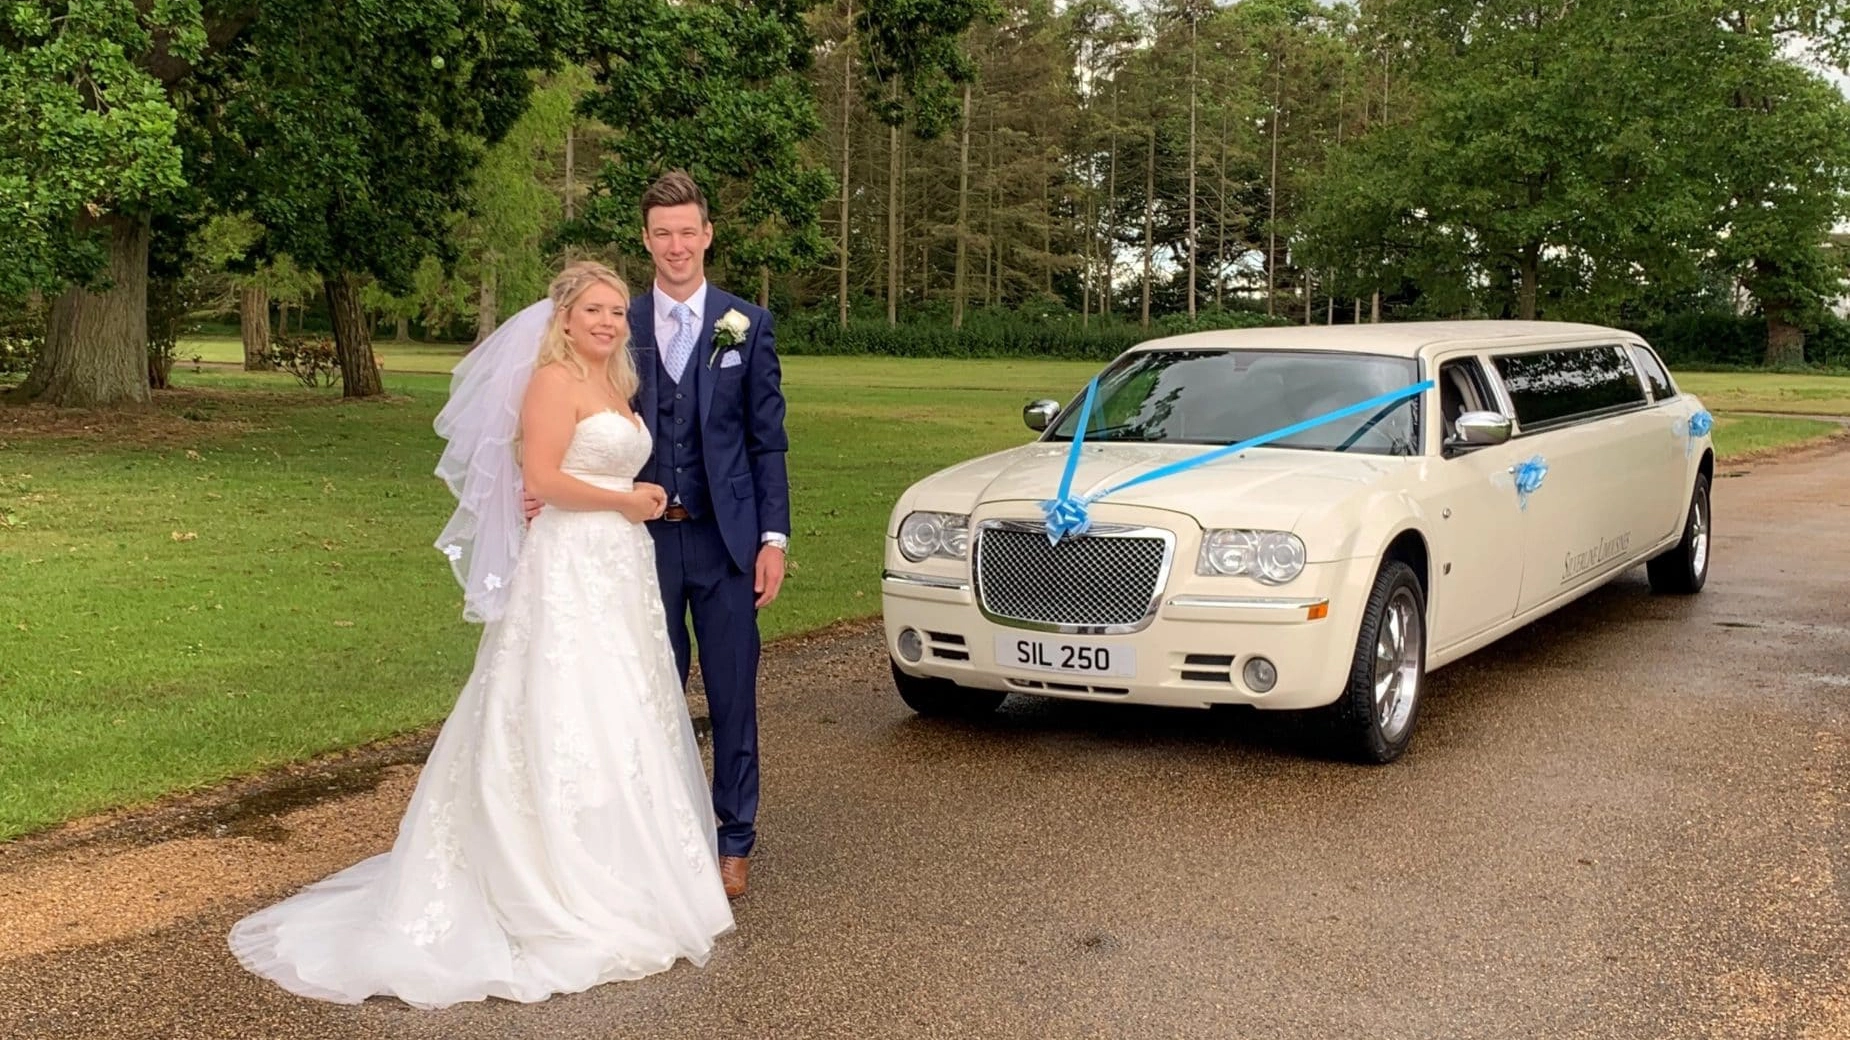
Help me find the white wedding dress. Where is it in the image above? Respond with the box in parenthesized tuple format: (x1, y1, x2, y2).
(229, 410, 733, 1009)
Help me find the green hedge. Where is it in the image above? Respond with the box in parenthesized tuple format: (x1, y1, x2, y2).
(779, 307, 1289, 361)
(1628, 312, 1850, 369)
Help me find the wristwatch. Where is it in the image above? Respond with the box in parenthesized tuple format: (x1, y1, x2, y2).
(761, 532, 789, 551)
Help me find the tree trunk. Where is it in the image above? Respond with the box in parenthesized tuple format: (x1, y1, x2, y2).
(954, 84, 972, 331)
(564, 123, 576, 220)
(395, 314, 409, 342)
(759, 267, 771, 309)
(1267, 57, 1281, 319)
(1517, 242, 1539, 321)
(240, 286, 272, 370)
(1764, 305, 1806, 366)
(24, 212, 152, 408)
(476, 261, 498, 345)
(838, 0, 854, 329)
(324, 273, 384, 398)
(887, 120, 900, 327)
(1104, 86, 1117, 318)
(986, 106, 998, 308)
(1216, 109, 1228, 311)
(1187, 15, 1198, 321)
(1371, 290, 1381, 323)
(1141, 127, 1155, 329)
(1043, 173, 1053, 299)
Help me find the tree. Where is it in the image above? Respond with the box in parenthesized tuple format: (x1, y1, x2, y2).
(857, 0, 993, 324)
(1304, 0, 1734, 321)
(1710, 6, 1850, 363)
(571, 0, 835, 301)
(205, 0, 566, 397)
(4, 0, 204, 406)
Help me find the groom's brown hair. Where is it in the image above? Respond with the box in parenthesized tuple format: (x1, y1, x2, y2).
(641, 170, 709, 225)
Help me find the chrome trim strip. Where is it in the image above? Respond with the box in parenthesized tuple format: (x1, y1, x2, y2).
(1167, 595, 1327, 611)
(882, 570, 970, 592)
(973, 519, 1176, 636)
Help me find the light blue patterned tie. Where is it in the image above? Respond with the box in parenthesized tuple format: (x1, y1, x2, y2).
(664, 301, 697, 384)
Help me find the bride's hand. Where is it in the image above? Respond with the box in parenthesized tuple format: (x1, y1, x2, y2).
(620, 484, 667, 523)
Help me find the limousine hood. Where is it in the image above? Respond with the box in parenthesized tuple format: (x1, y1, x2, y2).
(901, 440, 1407, 533)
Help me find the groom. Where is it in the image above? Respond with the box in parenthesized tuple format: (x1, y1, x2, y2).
(531, 172, 789, 899)
(633, 172, 789, 899)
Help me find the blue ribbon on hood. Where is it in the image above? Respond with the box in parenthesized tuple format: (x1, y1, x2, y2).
(1040, 376, 1437, 544)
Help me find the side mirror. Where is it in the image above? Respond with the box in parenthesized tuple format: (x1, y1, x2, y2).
(1449, 410, 1513, 450)
(1023, 399, 1062, 432)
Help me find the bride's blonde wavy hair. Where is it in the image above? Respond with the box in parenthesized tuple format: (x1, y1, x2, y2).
(534, 261, 638, 403)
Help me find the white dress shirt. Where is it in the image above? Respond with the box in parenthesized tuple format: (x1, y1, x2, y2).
(653, 279, 708, 360)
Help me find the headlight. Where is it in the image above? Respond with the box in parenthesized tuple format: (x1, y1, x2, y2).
(897, 511, 970, 562)
(1197, 529, 1306, 584)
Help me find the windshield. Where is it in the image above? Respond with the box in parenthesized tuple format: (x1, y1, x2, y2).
(1047, 349, 1423, 456)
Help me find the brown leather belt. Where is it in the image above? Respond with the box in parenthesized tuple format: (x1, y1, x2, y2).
(661, 505, 691, 522)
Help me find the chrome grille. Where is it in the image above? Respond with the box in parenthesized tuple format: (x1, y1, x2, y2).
(974, 524, 1170, 629)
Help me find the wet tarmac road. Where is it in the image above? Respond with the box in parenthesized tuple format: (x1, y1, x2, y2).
(2, 443, 1846, 1040)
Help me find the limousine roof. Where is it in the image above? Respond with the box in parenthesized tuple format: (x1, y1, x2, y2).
(1134, 319, 1641, 359)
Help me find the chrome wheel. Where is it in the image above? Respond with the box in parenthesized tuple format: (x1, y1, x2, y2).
(1373, 587, 1423, 744)
(1689, 487, 1709, 579)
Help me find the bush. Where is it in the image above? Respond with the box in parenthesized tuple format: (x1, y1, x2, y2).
(1628, 311, 1850, 370)
(0, 300, 44, 379)
(267, 333, 342, 388)
(779, 307, 1289, 361)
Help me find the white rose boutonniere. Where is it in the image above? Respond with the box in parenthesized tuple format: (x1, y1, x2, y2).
(709, 308, 751, 367)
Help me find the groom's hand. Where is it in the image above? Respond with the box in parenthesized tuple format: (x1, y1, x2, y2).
(754, 545, 786, 608)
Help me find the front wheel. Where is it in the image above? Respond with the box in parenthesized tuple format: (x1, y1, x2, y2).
(891, 661, 1006, 718)
(1647, 474, 1710, 595)
(1325, 561, 1427, 764)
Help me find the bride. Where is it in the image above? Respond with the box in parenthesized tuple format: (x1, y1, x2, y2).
(228, 261, 734, 1009)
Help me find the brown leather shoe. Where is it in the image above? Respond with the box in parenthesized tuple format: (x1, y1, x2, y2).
(719, 856, 749, 899)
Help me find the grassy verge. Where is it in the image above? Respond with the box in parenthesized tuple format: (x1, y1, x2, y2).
(0, 358, 1840, 838)
(1674, 371, 1850, 417)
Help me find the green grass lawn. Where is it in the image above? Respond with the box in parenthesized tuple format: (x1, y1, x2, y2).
(1674, 371, 1850, 416)
(180, 335, 472, 374)
(0, 358, 1841, 839)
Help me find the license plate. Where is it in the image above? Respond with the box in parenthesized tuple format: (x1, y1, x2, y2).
(995, 635, 1136, 678)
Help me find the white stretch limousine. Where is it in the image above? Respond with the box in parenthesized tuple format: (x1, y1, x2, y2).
(881, 321, 1714, 762)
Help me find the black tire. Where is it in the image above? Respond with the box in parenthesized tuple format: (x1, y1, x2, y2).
(891, 661, 1006, 718)
(1647, 474, 1711, 595)
(1326, 561, 1427, 764)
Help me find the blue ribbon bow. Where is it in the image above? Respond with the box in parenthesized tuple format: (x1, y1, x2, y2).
(1039, 375, 1437, 544)
(1512, 455, 1548, 510)
(1684, 410, 1713, 456)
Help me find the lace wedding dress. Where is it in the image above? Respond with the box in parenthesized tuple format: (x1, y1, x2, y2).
(230, 410, 733, 1009)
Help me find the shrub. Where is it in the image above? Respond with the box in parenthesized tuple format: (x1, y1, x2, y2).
(0, 300, 44, 379)
(778, 307, 1289, 362)
(268, 333, 342, 388)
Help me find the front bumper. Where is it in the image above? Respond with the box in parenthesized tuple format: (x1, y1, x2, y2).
(881, 558, 1370, 711)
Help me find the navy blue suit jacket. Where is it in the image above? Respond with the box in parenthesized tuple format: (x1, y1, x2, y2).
(629, 285, 791, 573)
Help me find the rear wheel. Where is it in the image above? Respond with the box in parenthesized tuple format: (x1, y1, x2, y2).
(891, 661, 1006, 718)
(1647, 474, 1711, 595)
(1326, 561, 1426, 764)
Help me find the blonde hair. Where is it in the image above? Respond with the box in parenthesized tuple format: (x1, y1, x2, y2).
(535, 261, 638, 403)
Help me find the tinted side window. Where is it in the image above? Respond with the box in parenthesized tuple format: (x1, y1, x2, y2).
(1630, 344, 1676, 401)
(1492, 346, 1647, 429)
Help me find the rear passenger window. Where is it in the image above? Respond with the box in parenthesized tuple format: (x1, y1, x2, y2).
(1630, 344, 1676, 400)
(1492, 345, 1647, 430)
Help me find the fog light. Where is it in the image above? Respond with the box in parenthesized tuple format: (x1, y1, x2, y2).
(1242, 657, 1278, 693)
(897, 628, 924, 663)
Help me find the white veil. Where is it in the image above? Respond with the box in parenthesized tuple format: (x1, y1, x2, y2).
(433, 298, 555, 623)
